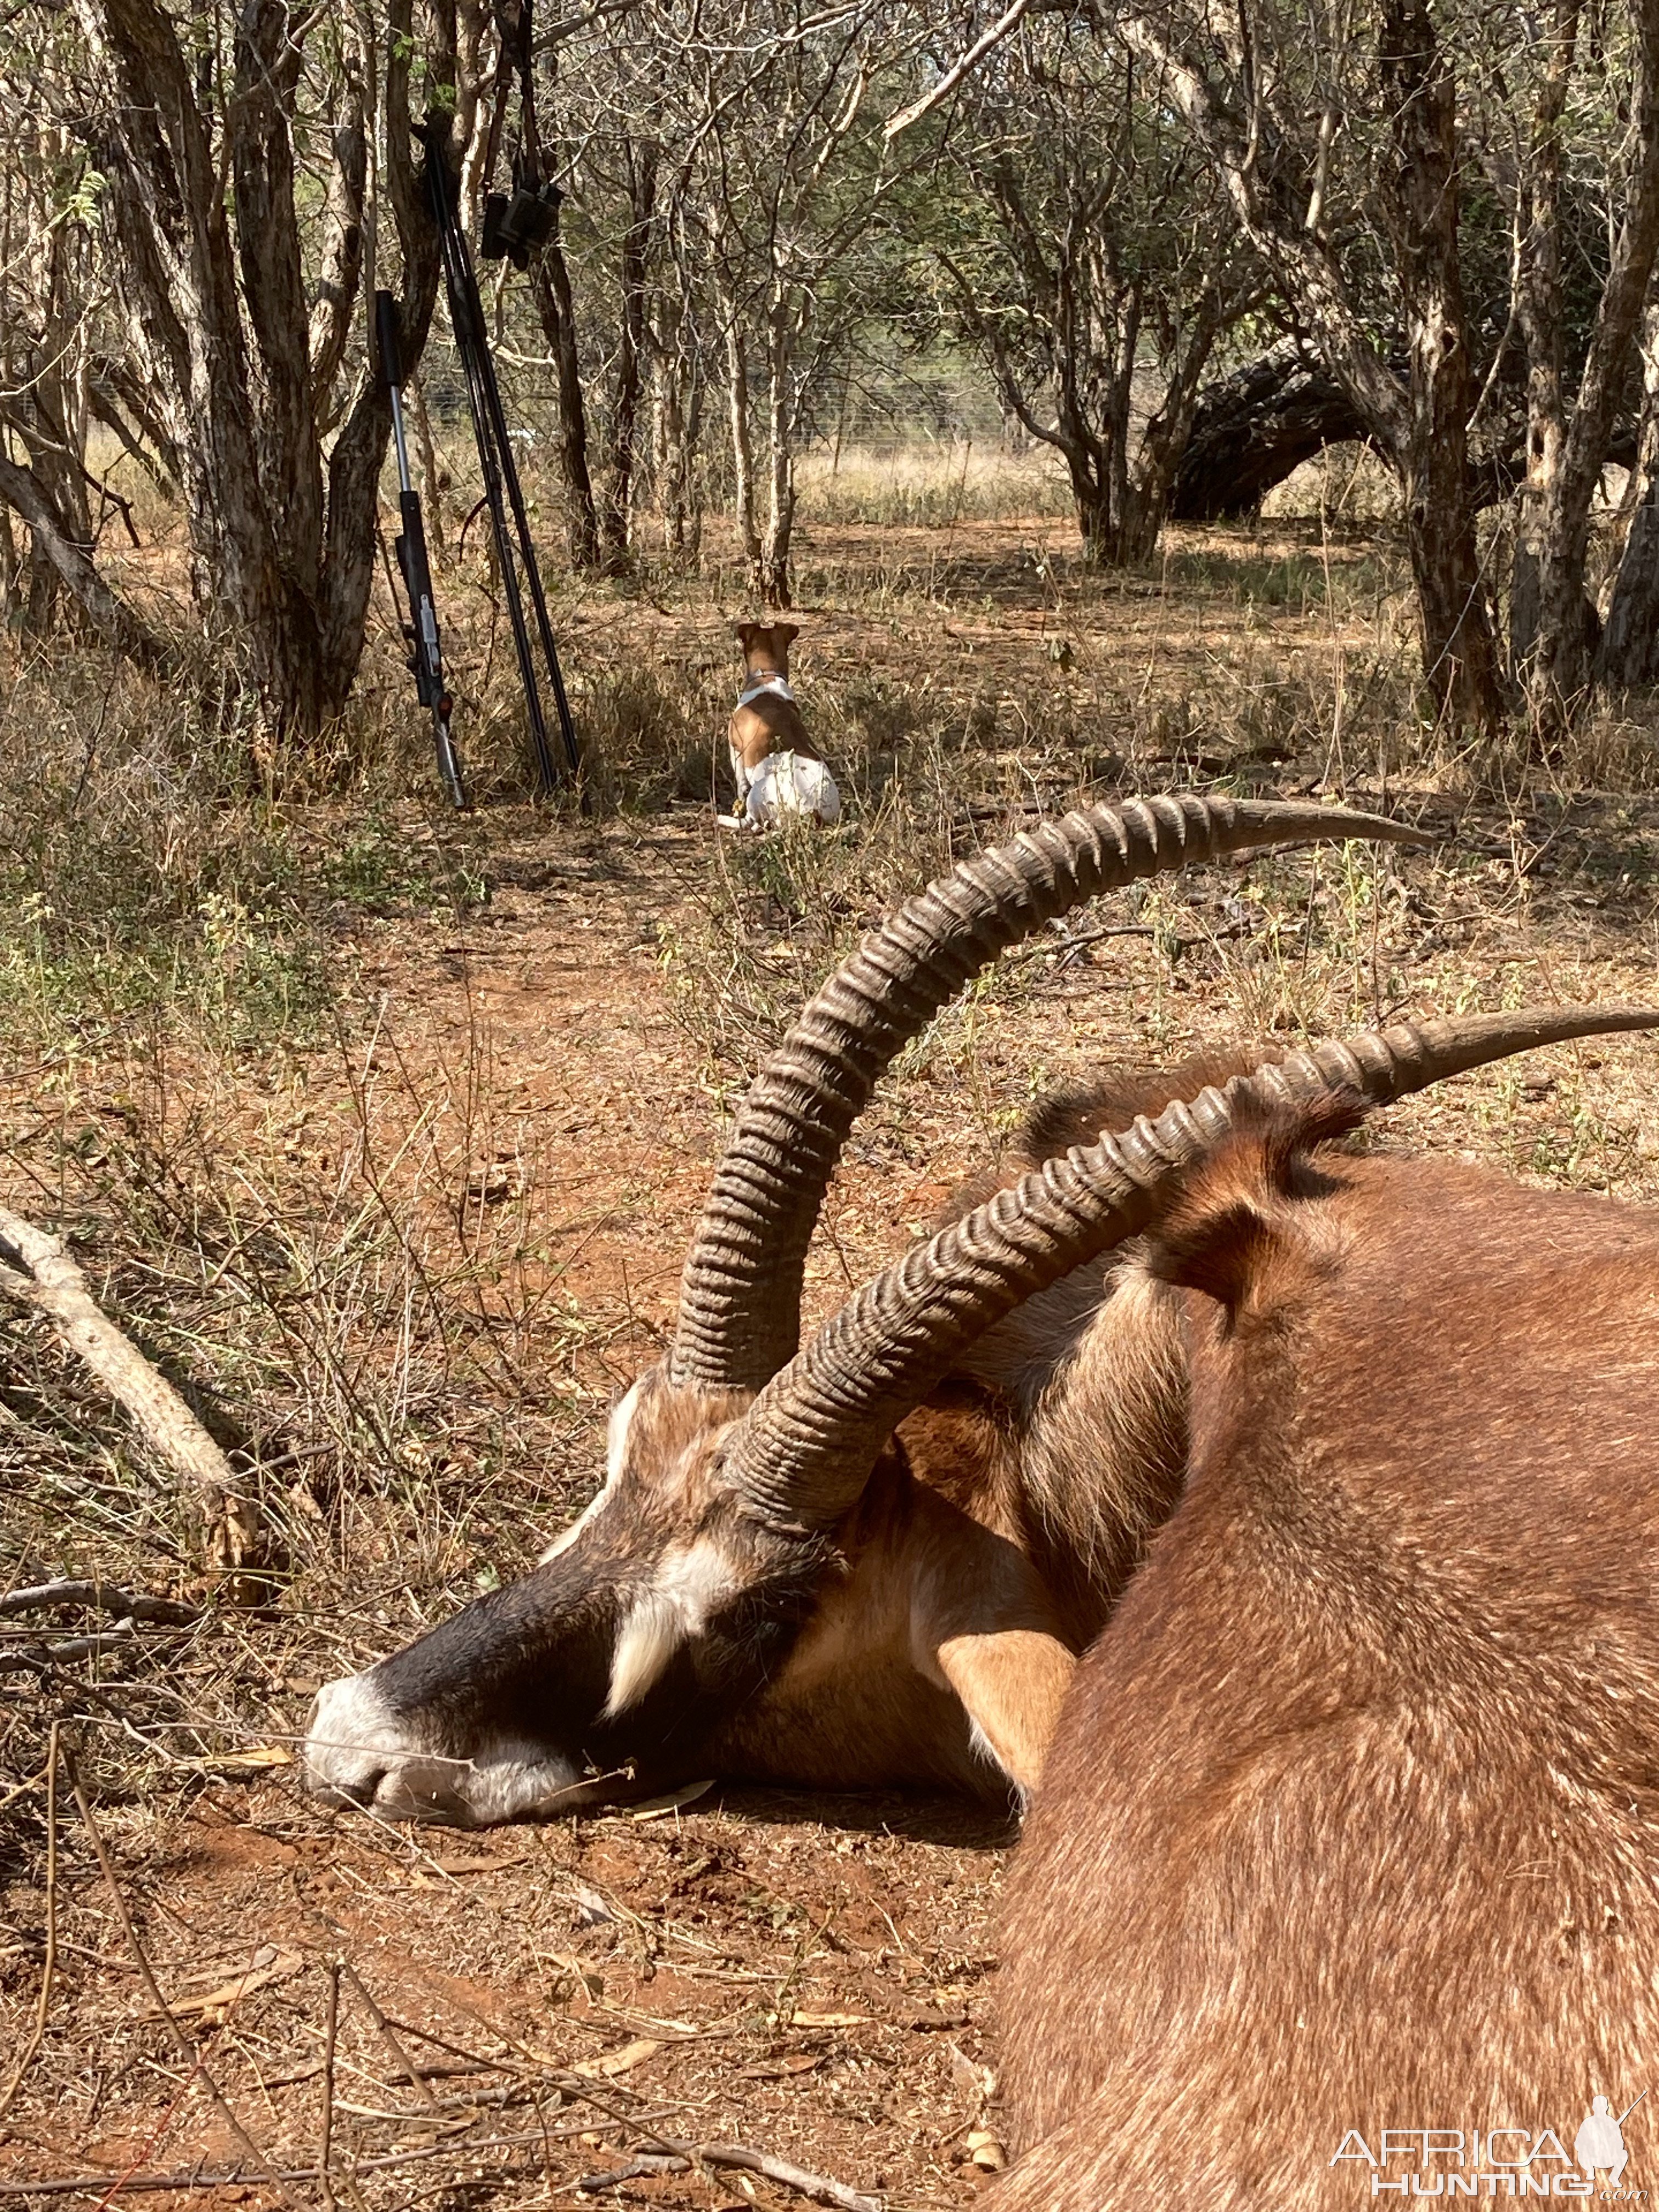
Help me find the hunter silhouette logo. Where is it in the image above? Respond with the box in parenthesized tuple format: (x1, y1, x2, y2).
(1576, 2092, 1646, 2188)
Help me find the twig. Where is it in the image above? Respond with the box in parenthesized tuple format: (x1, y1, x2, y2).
(64, 1751, 300, 2212)
(0, 1583, 198, 1626)
(0, 2134, 882, 2211)
(371, 2013, 877, 2205)
(675, 2141, 880, 2212)
(319, 1959, 341, 2212)
(0, 2126, 618, 2196)
(0, 1723, 59, 2121)
(2, 1626, 137, 1664)
(0, 1207, 259, 1582)
(579, 2154, 690, 2191)
(1006, 922, 1158, 964)
(338, 1963, 441, 2112)
(0, 1765, 52, 1818)
(882, 0, 1034, 137)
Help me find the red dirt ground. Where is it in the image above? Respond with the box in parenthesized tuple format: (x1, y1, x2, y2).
(8, 533, 1659, 2209)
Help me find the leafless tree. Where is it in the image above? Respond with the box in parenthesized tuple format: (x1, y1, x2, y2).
(0, 0, 475, 732)
(933, 14, 1259, 565)
(893, 0, 1659, 741)
(1107, 0, 1510, 735)
(0, 81, 161, 661)
(649, 0, 927, 606)
(1474, 1, 1659, 730)
(6, 0, 1658, 753)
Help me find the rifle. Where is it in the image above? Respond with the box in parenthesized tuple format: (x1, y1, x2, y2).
(375, 289, 469, 812)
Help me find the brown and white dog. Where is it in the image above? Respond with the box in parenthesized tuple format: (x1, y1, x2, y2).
(724, 620, 841, 830)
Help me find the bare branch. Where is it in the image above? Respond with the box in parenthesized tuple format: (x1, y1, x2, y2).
(883, 0, 1036, 139)
(0, 1206, 260, 1581)
(0, 450, 171, 670)
(0, 1581, 198, 1623)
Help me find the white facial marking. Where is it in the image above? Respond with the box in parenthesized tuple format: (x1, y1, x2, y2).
(304, 1672, 580, 1827)
(601, 1539, 741, 1719)
(603, 1589, 685, 1719)
(606, 1376, 646, 1477)
(538, 1378, 646, 1563)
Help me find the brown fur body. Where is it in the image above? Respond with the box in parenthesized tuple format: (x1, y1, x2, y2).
(996, 1119, 1659, 2206)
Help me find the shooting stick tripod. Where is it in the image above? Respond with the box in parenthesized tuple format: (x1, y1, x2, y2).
(420, 126, 580, 793)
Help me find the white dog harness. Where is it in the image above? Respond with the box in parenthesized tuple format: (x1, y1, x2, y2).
(736, 672, 796, 709)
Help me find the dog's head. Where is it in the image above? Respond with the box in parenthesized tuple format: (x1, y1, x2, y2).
(735, 620, 799, 676)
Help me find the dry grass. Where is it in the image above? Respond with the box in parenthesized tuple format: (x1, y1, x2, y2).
(793, 442, 1075, 529)
(7, 483, 1659, 2207)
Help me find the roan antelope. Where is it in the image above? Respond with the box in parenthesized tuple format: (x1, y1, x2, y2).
(303, 795, 1658, 1838)
(985, 1081, 1659, 2204)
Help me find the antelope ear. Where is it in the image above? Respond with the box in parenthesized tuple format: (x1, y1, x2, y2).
(907, 1491, 1077, 1798)
(933, 1627, 1076, 1799)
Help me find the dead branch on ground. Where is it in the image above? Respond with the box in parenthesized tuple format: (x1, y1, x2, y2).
(0, 1206, 261, 1583)
(0, 1581, 200, 1624)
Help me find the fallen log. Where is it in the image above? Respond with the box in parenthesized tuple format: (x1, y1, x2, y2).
(1169, 342, 1369, 520)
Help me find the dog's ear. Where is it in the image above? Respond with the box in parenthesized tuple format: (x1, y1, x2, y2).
(772, 623, 800, 650)
(733, 620, 760, 650)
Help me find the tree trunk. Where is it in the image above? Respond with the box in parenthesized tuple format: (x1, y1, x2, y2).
(1124, 300, 1227, 562)
(314, 0, 450, 714)
(1069, 458, 1142, 565)
(1052, 323, 1119, 564)
(1599, 303, 1659, 688)
(600, 142, 656, 574)
(724, 307, 761, 579)
(71, 0, 447, 733)
(1600, 506, 1659, 691)
(0, 449, 168, 668)
(0, 499, 20, 629)
(758, 301, 795, 608)
(1118, 7, 1504, 732)
(410, 369, 447, 569)
(230, 0, 326, 720)
(1377, 0, 1506, 735)
(653, 295, 701, 559)
(1523, 0, 1659, 735)
(12, 129, 94, 637)
(529, 226, 601, 572)
(1509, 0, 1577, 678)
(308, 89, 368, 428)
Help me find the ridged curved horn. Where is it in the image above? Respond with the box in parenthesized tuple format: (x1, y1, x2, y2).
(673, 794, 1425, 1392)
(721, 1003, 1659, 1529)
